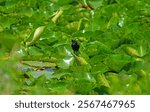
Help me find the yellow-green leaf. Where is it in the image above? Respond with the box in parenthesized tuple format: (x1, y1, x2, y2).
(26, 26, 45, 46)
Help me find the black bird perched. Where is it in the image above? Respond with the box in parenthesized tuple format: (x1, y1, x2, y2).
(71, 40, 80, 52)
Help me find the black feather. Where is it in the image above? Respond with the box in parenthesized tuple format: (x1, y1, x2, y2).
(71, 40, 80, 51)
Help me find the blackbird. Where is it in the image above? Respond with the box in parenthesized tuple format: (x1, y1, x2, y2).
(71, 40, 80, 51)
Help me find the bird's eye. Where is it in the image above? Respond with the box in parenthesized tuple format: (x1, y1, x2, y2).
(71, 40, 80, 51)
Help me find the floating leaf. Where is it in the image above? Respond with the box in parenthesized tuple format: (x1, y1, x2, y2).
(125, 47, 140, 57)
(105, 54, 132, 72)
(74, 54, 88, 65)
(22, 61, 56, 68)
(97, 74, 110, 88)
(52, 10, 63, 23)
(26, 26, 46, 46)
